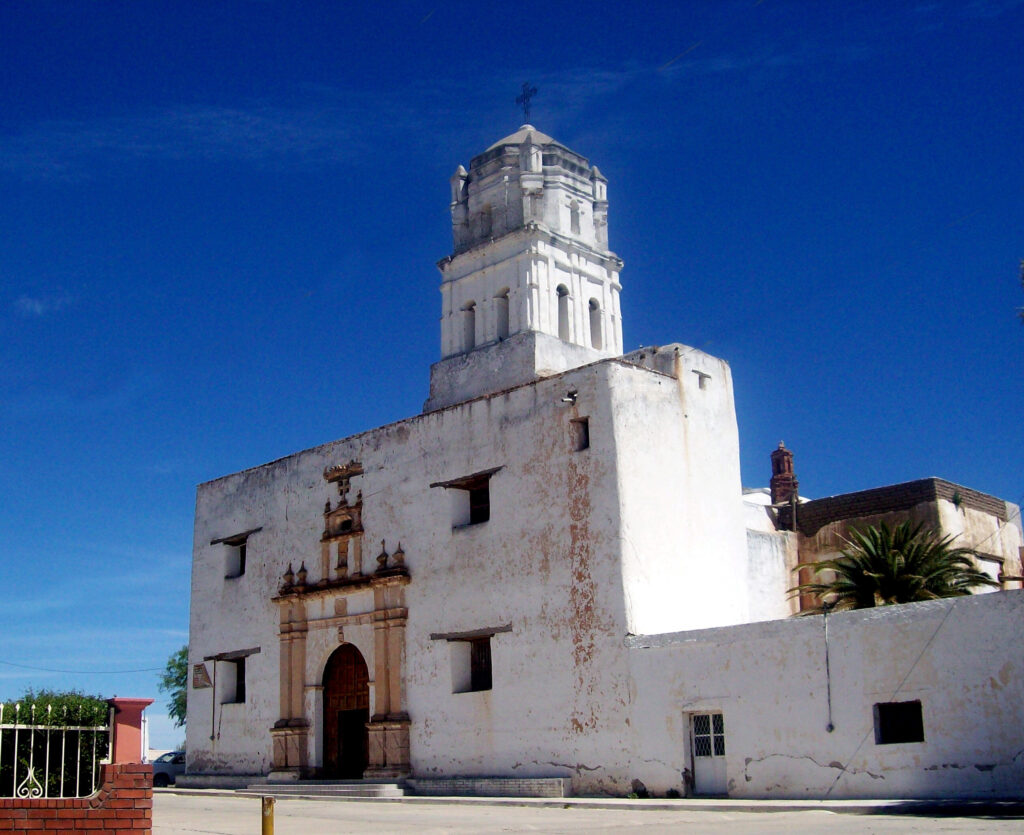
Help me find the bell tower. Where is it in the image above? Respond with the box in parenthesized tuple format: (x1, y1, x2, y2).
(424, 125, 624, 411)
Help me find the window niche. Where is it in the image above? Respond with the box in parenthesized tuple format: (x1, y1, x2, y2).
(450, 637, 492, 693)
(874, 700, 924, 744)
(205, 647, 260, 706)
(222, 658, 246, 705)
(212, 528, 262, 580)
(431, 467, 501, 529)
(431, 625, 510, 694)
(571, 417, 590, 451)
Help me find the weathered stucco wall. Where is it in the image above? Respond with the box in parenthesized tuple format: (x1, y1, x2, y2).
(626, 590, 1024, 799)
(611, 348, 749, 633)
(187, 352, 746, 791)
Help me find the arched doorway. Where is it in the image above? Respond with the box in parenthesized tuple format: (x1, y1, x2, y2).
(322, 644, 369, 778)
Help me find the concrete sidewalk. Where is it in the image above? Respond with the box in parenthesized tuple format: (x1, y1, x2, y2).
(159, 787, 1024, 817)
(153, 792, 1024, 835)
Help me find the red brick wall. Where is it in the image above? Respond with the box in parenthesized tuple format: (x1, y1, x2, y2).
(0, 762, 152, 833)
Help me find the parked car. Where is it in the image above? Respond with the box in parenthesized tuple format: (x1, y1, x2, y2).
(151, 751, 185, 787)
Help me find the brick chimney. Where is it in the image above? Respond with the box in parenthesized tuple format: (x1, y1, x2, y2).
(770, 442, 798, 505)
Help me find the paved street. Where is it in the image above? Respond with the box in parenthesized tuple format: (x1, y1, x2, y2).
(154, 792, 1023, 834)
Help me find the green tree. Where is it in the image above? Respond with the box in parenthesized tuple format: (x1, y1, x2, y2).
(0, 690, 110, 797)
(791, 520, 999, 613)
(0, 689, 108, 726)
(158, 646, 188, 728)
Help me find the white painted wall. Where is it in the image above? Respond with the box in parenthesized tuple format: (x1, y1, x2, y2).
(613, 346, 750, 633)
(626, 590, 1024, 798)
(187, 352, 750, 789)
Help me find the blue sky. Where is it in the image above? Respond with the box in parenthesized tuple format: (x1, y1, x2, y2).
(1, 1, 1021, 749)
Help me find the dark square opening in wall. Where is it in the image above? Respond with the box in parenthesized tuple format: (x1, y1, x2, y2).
(470, 637, 492, 692)
(874, 700, 924, 744)
(571, 417, 590, 451)
(468, 482, 490, 524)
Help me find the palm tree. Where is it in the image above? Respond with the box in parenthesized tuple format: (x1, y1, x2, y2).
(792, 520, 999, 613)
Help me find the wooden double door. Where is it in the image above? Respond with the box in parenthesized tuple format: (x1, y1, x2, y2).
(322, 644, 369, 778)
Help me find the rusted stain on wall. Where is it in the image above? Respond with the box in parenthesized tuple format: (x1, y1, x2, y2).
(567, 457, 600, 735)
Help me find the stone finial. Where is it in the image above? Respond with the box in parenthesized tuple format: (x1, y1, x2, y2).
(283, 564, 295, 588)
(392, 542, 405, 567)
(376, 540, 389, 571)
(296, 562, 308, 586)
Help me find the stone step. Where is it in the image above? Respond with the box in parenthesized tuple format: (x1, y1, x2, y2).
(239, 780, 406, 799)
(404, 777, 571, 798)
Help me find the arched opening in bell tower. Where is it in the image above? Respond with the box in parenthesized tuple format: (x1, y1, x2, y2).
(495, 289, 510, 340)
(556, 285, 570, 342)
(321, 643, 369, 779)
(589, 298, 603, 350)
(462, 302, 477, 352)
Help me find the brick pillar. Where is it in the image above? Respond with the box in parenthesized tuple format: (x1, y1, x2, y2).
(107, 697, 154, 764)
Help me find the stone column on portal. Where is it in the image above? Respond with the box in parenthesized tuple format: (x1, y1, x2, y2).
(386, 613, 406, 717)
(371, 610, 390, 720)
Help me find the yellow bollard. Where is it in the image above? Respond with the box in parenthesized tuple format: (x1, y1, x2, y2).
(261, 795, 275, 835)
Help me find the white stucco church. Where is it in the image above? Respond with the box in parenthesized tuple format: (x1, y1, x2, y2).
(184, 125, 1024, 799)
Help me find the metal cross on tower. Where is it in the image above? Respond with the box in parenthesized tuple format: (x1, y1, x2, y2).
(516, 82, 538, 123)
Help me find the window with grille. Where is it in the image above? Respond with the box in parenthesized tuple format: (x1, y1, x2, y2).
(693, 712, 725, 757)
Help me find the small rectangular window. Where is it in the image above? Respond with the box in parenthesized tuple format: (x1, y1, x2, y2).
(468, 484, 490, 524)
(224, 540, 247, 578)
(431, 468, 500, 529)
(220, 657, 247, 705)
(213, 528, 261, 579)
(450, 636, 493, 693)
(874, 700, 924, 744)
(571, 418, 590, 451)
(470, 637, 492, 691)
(207, 647, 260, 704)
(235, 657, 246, 703)
(692, 712, 725, 758)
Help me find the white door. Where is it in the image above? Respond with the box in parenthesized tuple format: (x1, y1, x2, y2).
(691, 712, 727, 795)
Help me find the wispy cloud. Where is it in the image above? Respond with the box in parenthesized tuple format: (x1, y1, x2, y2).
(0, 101, 367, 181)
(13, 293, 74, 317)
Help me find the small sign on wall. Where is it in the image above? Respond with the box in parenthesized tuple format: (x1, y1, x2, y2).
(192, 663, 213, 689)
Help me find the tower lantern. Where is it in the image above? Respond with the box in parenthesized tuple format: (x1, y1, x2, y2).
(426, 125, 624, 411)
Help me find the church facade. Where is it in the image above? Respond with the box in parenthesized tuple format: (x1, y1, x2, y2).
(185, 126, 1023, 798)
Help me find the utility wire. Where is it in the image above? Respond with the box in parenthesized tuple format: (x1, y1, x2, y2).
(0, 660, 162, 675)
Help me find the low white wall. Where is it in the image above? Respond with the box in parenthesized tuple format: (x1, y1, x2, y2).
(626, 590, 1024, 799)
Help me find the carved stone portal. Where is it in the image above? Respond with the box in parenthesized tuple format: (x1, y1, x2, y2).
(270, 461, 411, 779)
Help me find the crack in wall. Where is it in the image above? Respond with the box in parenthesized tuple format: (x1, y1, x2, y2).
(743, 753, 884, 782)
(537, 760, 600, 774)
